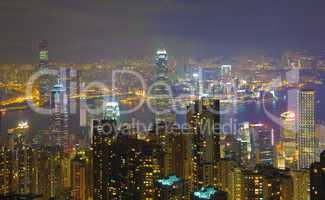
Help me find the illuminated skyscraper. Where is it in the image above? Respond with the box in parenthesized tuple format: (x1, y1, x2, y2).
(92, 119, 117, 200)
(39, 40, 48, 69)
(71, 150, 87, 200)
(16, 146, 33, 195)
(155, 123, 176, 177)
(173, 132, 194, 198)
(249, 124, 275, 167)
(256, 127, 274, 166)
(290, 170, 310, 200)
(155, 48, 168, 85)
(59, 68, 82, 121)
(116, 136, 163, 199)
(215, 160, 242, 200)
(297, 89, 317, 169)
(38, 40, 50, 98)
(278, 111, 298, 169)
(239, 122, 252, 168)
(243, 166, 293, 200)
(188, 98, 220, 188)
(151, 48, 175, 123)
(50, 82, 69, 152)
(0, 147, 13, 195)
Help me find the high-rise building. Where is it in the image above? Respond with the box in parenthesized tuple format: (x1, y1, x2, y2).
(243, 166, 293, 200)
(239, 122, 252, 168)
(16, 145, 33, 195)
(150, 125, 194, 198)
(59, 68, 82, 131)
(118, 136, 162, 199)
(152, 122, 177, 177)
(256, 127, 274, 166)
(50, 82, 70, 153)
(39, 40, 48, 69)
(215, 159, 242, 200)
(0, 147, 13, 195)
(188, 98, 220, 188)
(71, 150, 87, 200)
(277, 111, 298, 169)
(38, 40, 50, 98)
(297, 89, 318, 169)
(310, 150, 325, 200)
(219, 134, 241, 164)
(155, 48, 168, 86)
(92, 119, 117, 200)
(250, 124, 275, 165)
(290, 170, 310, 200)
(40, 146, 65, 199)
(173, 132, 194, 198)
(151, 48, 175, 123)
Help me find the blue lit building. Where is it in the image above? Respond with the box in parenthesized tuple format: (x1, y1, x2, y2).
(192, 186, 227, 200)
(156, 175, 185, 199)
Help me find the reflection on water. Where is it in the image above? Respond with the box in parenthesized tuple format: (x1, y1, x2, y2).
(1, 83, 325, 142)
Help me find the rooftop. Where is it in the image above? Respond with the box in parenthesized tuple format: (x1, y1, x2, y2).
(157, 175, 181, 187)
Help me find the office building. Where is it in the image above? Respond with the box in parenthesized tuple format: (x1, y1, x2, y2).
(249, 123, 274, 167)
(188, 98, 220, 188)
(290, 170, 310, 200)
(239, 122, 252, 168)
(71, 150, 87, 200)
(38, 40, 50, 98)
(151, 48, 175, 123)
(243, 166, 293, 200)
(215, 159, 242, 200)
(50, 82, 70, 153)
(92, 119, 117, 200)
(297, 89, 317, 169)
(277, 111, 298, 169)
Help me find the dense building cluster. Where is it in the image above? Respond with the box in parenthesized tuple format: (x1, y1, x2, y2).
(0, 44, 325, 200)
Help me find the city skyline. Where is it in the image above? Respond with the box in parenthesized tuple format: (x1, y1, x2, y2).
(1, 1, 325, 200)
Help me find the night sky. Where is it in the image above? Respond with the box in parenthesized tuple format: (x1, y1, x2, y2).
(1, 0, 325, 63)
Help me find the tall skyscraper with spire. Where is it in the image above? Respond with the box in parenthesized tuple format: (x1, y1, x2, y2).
(155, 48, 168, 88)
(151, 48, 175, 123)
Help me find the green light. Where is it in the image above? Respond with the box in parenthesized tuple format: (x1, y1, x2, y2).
(40, 50, 48, 60)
